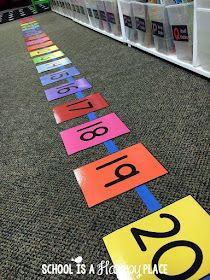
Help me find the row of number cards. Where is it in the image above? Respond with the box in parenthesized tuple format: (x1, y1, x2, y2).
(20, 17, 167, 207)
(20, 17, 210, 280)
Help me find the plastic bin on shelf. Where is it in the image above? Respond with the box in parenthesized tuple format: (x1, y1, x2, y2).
(73, 0, 81, 20)
(197, 9, 210, 71)
(148, 3, 175, 54)
(57, 0, 64, 14)
(197, 0, 210, 9)
(70, 0, 77, 18)
(86, 0, 100, 28)
(104, 0, 121, 36)
(64, 0, 72, 17)
(50, 0, 55, 11)
(131, 1, 153, 47)
(62, 0, 69, 16)
(52, 0, 56, 11)
(54, 0, 59, 12)
(78, 0, 90, 23)
(86, 0, 94, 25)
(97, 0, 111, 32)
(120, 0, 136, 42)
(62, 0, 67, 15)
(69, 0, 75, 18)
(55, 0, 61, 14)
(167, 2, 193, 61)
(86, 5, 93, 22)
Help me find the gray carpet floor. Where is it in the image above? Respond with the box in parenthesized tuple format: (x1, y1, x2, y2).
(0, 11, 209, 279)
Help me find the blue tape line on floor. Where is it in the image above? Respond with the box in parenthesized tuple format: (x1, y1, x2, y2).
(135, 185, 162, 212)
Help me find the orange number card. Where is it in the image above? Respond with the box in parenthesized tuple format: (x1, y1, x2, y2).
(74, 143, 167, 207)
(27, 40, 53, 52)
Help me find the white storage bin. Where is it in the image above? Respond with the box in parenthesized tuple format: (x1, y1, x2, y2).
(132, 1, 153, 47)
(57, 0, 64, 14)
(53, 0, 58, 11)
(197, 0, 210, 9)
(78, 0, 90, 23)
(86, 0, 100, 28)
(62, 0, 68, 15)
(64, 0, 73, 17)
(86, 0, 95, 25)
(120, 0, 136, 42)
(63, 0, 69, 16)
(104, 0, 122, 36)
(74, 0, 82, 20)
(53, 0, 58, 12)
(50, 0, 55, 11)
(86, 5, 93, 21)
(97, 0, 111, 32)
(55, 0, 61, 14)
(70, 0, 78, 18)
(167, 2, 193, 61)
(197, 9, 210, 71)
(148, 3, 175, 54)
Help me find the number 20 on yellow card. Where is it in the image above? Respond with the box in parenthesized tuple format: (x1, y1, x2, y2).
(103, 196, 210, 280)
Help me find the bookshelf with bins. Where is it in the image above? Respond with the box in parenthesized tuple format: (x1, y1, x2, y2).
(50, 0, 210, 79)
(196, 0, 210, 72)
(50, 0, 126, 42)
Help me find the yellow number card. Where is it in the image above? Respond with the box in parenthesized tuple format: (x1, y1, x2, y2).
(29, 45, 59, 57)
(33, 51, 64, 64)
(21, 21, 37, 26)
(103, 196, 210, 280)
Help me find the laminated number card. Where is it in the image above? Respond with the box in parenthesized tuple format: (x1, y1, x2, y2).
(103, 196, 210, 280)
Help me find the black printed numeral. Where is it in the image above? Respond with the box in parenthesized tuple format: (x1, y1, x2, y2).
(50, 71, 69, 80)
(66, 99, 93, 112)
(96, 155, 139, 187)
(57, 84, 78, 94)
(77, 121, 108, 141)
(131, 214, 203, 280)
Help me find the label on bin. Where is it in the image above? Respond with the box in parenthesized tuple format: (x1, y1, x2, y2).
(135, 17, 146, 32)
(99, 10, 107, 21)
(93, 9, 99, 19)
(107, 12, 116, 24)
(66, 3, 71, 10)
(152, 21, 164, 37)
(75, 5, 80, 13)
(123, 15, 132, 29)
(87, 8, 93, 17)
(80, 6, 85, 15)
(172, 25, 189, 41)
(72, 4, 76, 11)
